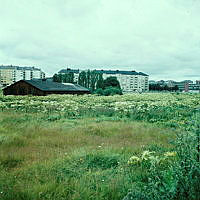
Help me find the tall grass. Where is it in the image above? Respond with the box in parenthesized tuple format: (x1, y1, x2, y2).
(0, 111, 174, 200)
(1, 93, 199, 199)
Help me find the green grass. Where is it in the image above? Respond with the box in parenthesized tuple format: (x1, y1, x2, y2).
(0, 111, 174, 200)
(1, 93, 199, 199)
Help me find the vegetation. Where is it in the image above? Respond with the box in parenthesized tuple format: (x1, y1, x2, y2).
(94, 86, 122, 96)
(78, 70, 104, 92)
(53, 73, 75, 83)
(52, 71, 122, 95)
(0, 93, 200, 200)
(149, 84, 179, 92)
(94, 77, 122, 96)
(102, 76, 121, 89)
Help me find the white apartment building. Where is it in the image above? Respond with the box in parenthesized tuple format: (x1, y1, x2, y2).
(58, 68, 149, 92)
(0, 65, 45, 86)
(96, 70, 149, 92)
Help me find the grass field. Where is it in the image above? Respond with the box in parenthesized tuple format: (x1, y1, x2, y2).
(0, 93, 200, 200)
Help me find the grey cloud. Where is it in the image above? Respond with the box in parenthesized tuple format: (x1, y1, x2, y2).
(0, 0, 200, 80)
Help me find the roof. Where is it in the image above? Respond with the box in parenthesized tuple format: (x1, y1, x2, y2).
(17, 79, 90, 92)
(0, 65, 41, 71)
(58, 68, 149, 76)
(95, 70, 148, 76)
(58, 68, 80, 74)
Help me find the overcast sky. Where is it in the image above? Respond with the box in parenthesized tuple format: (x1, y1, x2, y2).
(0, 0, 200, 81)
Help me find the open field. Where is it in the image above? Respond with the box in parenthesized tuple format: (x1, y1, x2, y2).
(0, 93, 200, 200)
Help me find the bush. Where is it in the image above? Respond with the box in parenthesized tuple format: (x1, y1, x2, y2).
(94, 87, 122, 96)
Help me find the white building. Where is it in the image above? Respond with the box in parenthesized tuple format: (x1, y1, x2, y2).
(96, 70, 149, 92)
(58, 68, 149, 92)
(0, 65, 45, 86)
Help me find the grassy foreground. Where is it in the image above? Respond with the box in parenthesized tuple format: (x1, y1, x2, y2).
(0, 93, 200, 200)
(0, 112, 174, 200)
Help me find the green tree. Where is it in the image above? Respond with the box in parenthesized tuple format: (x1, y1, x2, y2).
(78, 70, 104, 92)
(96, 73, 104, 89)
(103, 76, 121, 89)
(53, 74, 58, 82)
(78, 71, 87, 87)
(53, 73, 74, 83)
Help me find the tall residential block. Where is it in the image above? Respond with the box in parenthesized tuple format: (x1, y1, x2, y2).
(58, 68, 149, 92)
(0, 65, 45, 86)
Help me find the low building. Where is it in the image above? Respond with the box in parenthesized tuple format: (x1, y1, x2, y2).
(3, 79, 90, 96)
(185, 82, 200, 93)
(0, 65, 45, 86)
(173, 80, 193, 92)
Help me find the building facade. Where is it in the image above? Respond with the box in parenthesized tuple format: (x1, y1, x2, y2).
(58, 68, 149, 92)
(0, 65, 45, 86)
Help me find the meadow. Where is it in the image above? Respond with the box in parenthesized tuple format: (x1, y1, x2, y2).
(0, 92, 200, 200)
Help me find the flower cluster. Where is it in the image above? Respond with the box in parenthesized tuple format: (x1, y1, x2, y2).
(128, 151, 177, 166)
(0, 93, 199, 125)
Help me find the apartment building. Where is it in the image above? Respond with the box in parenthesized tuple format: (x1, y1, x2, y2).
(0, 65, 45, 86)
(58, 68, 149, 92)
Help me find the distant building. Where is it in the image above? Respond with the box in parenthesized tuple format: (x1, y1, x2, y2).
(173, 80, 193, 92)
(3, 79, 90, 96)
(58, 68, 149, 92)
(0, 65, 45, 86)
(196, 80, 200, 85)
(165, 80, 175, 88)
(185, 82, 200, 93)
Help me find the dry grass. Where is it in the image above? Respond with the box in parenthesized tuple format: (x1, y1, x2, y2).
(0, 112, 174, 170)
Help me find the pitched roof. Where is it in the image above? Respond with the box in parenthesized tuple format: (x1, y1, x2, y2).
(23, 79, 89, 92)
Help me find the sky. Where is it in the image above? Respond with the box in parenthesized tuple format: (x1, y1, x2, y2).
(0, 0, 200, 81)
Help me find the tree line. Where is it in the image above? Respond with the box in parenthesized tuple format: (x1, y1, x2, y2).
(53, 73, 74, 84)
(149, 84, 179, 91)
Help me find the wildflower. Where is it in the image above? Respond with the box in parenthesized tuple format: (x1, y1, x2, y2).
(141, 150, 155, 161)
(164, 151, 177, 157)
(128, 156, 140, 165)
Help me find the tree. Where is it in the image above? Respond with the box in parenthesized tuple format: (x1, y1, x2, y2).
(174, 85, 179, 91)
(78, 70, 104, 92)
(78, 71, 87, 87)
(53, 73, 74, 83)
(103, 76, 121, 89)
(96, 73, 104, 89)
(53, 74, 58, 82)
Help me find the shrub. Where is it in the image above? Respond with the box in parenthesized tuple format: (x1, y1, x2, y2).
(123, 113, 200, 200)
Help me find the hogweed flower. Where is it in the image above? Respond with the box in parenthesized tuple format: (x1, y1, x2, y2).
(128, 156, 140, 165)
(164, 151, 177, 157)
(141, 150, 155, 161)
